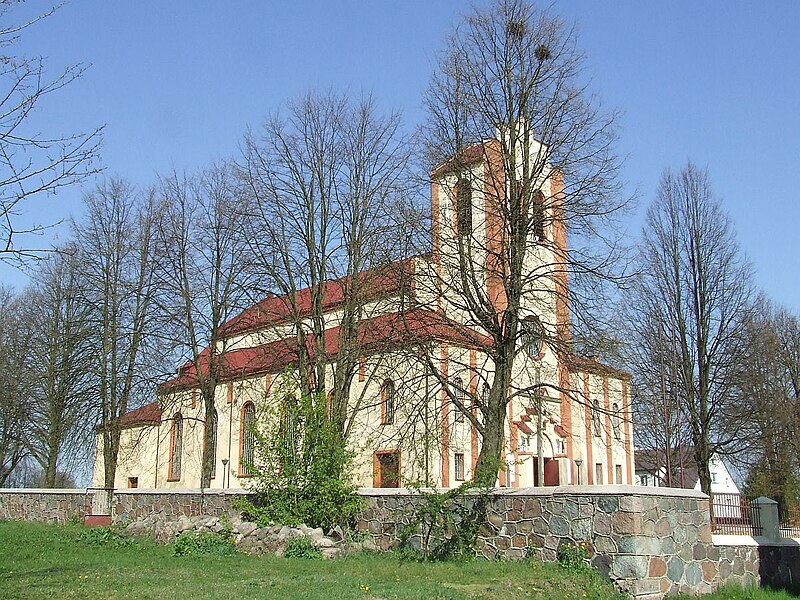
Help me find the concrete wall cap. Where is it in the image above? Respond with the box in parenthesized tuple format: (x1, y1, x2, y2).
(0, 488, 87, 495)
(113, 488, 251, 495)
(753, 496, 778, 505)
(354, 485, 707, 499)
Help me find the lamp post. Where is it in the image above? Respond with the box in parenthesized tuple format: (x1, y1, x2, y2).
(221, 458, 229, 489)
(575, 458, 583, 485)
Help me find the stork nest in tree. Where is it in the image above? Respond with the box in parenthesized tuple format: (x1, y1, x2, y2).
(507, 19, 525, 39)
(535, 44, 552, 62)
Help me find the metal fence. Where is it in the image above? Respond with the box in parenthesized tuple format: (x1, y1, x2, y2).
(711, 493, 762, 536)
(779, 502, 800, 538)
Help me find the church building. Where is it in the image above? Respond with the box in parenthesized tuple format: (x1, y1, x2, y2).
(92, 134, 634, 491)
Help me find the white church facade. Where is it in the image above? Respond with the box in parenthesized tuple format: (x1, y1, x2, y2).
(93, 135, 635, 491)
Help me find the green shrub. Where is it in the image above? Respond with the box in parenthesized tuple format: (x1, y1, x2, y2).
(172, 530, 237, 557)
(284, 536, 322, 559)
(78, 526, 132, 548)
(398, 483, 489, 561)
(236, 367, 363, 531)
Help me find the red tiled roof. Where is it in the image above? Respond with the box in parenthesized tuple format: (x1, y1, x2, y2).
(218, 259, 417, 338)
(431, 140, 499, 178)
(565, 355, 631, 381)
(161, 308, 490, 392)
(98, 401, 162, 431)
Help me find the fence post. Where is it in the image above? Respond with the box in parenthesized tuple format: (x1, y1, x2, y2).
(753, 497, 780, 541)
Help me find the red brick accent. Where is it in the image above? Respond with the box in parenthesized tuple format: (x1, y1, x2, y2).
(84, 515, 112, 527)
(558, 362, 574, 482)
(484, 140, 507, 314)
(440, 343, 450, 487)
(470, 350, 479, 475)
(583, 374, 594, 484)
(622, 381, 633, 484)
(431, 180, 441, 261)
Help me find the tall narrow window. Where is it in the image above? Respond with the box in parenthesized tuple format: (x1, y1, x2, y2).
(611, 403, 621, 439)
(168, 413, 183, 481)
(595, 463, 604, 485)
(453, 377, 466, 424)
(615, 464, 623, 484)
(209, 409, 218, 479)
(382, 379, 395, 425)
(481, 382, 490, 407)
(592, 399, 602, 437)
(532, 190, 545, 240)
(454, 453, 465, 481)
(239, 402, 256, 477)
(456, 178, 472, 236)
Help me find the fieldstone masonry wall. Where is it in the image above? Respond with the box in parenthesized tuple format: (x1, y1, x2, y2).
(1, 485, 796, 599)
(356, 486, 734, 598)
(0, 489, 90, 523)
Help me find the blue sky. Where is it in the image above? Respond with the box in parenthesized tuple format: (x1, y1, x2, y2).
(4, 1, 799, 311)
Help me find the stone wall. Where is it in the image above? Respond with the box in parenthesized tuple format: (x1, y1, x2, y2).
(1, 485, 795, 599)
(356, 486, 723, 598)
(0, 489, 91, 524)
(111, 489, 250, 523)
(758, 543, 800, 594)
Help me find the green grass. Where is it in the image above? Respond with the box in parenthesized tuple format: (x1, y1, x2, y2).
(677, 586, 799, 600)
(0, 521, 794, 600)
(0, 520, 622, 599)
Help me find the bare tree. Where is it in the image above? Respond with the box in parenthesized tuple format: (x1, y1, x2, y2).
(623, 303, 693, 487)
(22, 249, 95, 487)
(628, 163, 754, 500)
(0, 2, 102, 258)
(72, 178, 162, 490)
(238, 91, 416, 440)
(0, 286, 31, 485)
(419, 0, 626, 485)
(155, 165, 254, 488)
(737, 297, 800, 506)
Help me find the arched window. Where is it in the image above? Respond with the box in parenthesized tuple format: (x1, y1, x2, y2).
(168, 413, 183, 481)
(239, 402, 256, 477)
(611, 403, 621, 439)
(209, 409, 218, 479)
(382, 379, 395, 425)
(456, 178, 472, 236)
(592, 400, 602, 437)
(453, 377, 466, 424)
(532, 190, 545, 240)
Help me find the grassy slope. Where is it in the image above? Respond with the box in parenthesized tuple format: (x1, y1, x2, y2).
(0, 521, 622, 600)
(0, 521, 794, 600)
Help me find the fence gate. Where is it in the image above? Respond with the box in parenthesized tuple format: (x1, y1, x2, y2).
(84, 487, 114, 526)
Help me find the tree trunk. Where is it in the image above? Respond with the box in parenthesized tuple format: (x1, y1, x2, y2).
(473, 358, 512, 487)
(103, 429, 120, 490)
(199, 381, 217, 488)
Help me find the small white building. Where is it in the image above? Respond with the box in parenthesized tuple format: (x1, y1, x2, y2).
(635, 447, 740, 495)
